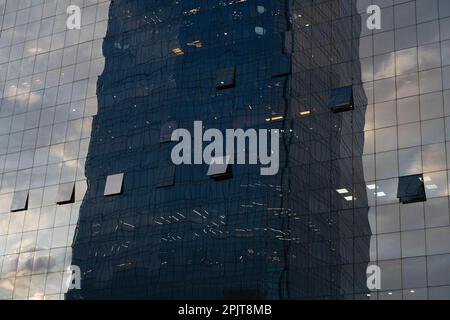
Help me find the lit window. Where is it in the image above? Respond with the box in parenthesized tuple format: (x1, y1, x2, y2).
(104, 173, 124, 196)
(265, 115, 284, 122)
(171, 47, 184, 56)
(57, 182, 75, 205)
(160, 121, 178, 143)
(397, 174, 426, 204)
(208, 156, 232, 180)
(11, 190, 29, 212)
(329, 86, 354, 113)
(299, 110, 311, 117)
(216, 67, 236, 90)
(272, 55, 291, 78)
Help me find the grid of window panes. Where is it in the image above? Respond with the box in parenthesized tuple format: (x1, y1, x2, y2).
(357, 0, 450, 299)
(1, 0, 449, 301)
(67, 0, 295, 300)
(66, 0, 371, 299)
(0, 0, 109, 300)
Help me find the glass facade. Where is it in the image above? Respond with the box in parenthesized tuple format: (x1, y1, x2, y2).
(358, 0, 450, 300)
(0, 0, 110, 299)
(0, 0, 449, 300)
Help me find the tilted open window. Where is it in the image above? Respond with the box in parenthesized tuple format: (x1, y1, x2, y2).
(157, 163, 176, 188)
(215, 67, 236, 90)
(56, 182, 75, 205)
(11, 190, 29, 212)
(329, 86, 354, 113)
(160, 121, 178, 143)
(397, 174, 426, 204)
(272, 54, 291, 78)
(104, 173, 124, 196)
(207, 156, 233, 181)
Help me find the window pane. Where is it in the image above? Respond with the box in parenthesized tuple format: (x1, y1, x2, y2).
(104, 173, 124, 196)
(56, 182, 75, 205)
(418, 43, 441, 71)
(11, 190, 29, 212)
(425, 197, 450, 228)
(401, 230, 426, 258)
(397, 96, 420, 124)
(420, 92, 443, 120)
(376, 203, 399, 234)
(398, 122, 421, 148)
(402, 257, 427, 288)
(398, 147, 422, 176)
(428, 254, 450, 286)
(396, 48, 417, 76)
(426, 227, 450, 255)
(377, 233, 401, 260)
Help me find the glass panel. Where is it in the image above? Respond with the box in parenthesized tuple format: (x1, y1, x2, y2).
(394, 2, 416, 29)
(401, 230, 426, 258)
(422, 143, 446, 172)
(329, 86, 354, 113)
(400, 201, 425, 231)
(10, 190, 28, 212)
(374, 100, 396, 129)
(378, 259, 402, 290)
(215, 67, 235, 90)
(424, 197, 450, 228)
(398, 122, 421, 149)
(207, 156, 232, 177)
(376, 204, 400, 234)
(421, 118, 445, 145)
(418, 43, 442, 71)
(397, 96, 420, 124)
(160, 121, 178, 144)
(157, 164, 176, 188)
(377, 233, 401, 260)
(56, 182, 75, 205)
(419, 68, 442, 94)
(420, 92, 443, 120)
(104, 173, 124, 196)
(375, 127, 397, 152)
(397, 174, 426, 204)
(426, 227, 450, 255)
(427, 254, 450, 286)
(402, 257, 427, 288)
(376, 151, 398, 180)
(417, 21, 440, 45)
(397, 73, 419, 98)
(398, 146, 422, 176)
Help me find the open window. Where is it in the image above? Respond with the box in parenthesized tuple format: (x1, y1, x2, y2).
(272, 54, 291, 78)
(157, 163, 176, 188)
(104, 173, 124, 196)
(216, 67, 236, 90)
(11, 190, 29, 212)
(160, 121, 178, 143)
(207, 156, 233, 181)
(329, 86, 354, 113)
(397, 174, 426, 204)
(56, 182, 75, 205)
